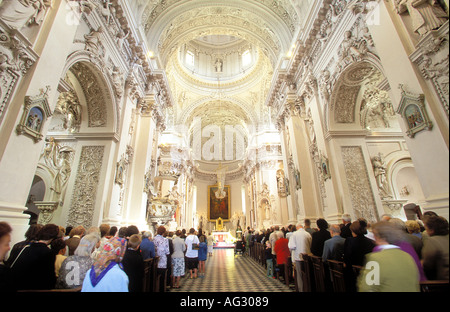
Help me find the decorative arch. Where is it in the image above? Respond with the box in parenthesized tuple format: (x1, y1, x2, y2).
(33, 168, 52, 201)
(60, 51, 119, 135)
(388, 156, 425, 203)
(326, 56, 390, 133)
(181, 96, 258, 128)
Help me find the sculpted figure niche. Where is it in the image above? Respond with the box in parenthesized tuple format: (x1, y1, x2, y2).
(215, 59, 223, 73)
(0, 0, 52, 30)
(56, 90, 82, 133)
(40, 137, 75, 203)
(84, 27, 104, 55)
(371, 153, 392, 199)
(395, 0, 448, 36)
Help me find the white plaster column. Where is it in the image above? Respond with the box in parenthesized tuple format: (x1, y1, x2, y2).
(124, 108, 157, 231)
(279, 126, 300, 225)
(286, 113, 323, 223)
(365, 0, 449, 218)
(0, 0, 79, 245)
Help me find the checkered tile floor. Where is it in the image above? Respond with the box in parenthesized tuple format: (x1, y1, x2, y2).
(171, 249, 294, 292)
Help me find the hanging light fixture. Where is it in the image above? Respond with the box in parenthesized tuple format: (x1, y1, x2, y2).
(215, 162, 227, 199)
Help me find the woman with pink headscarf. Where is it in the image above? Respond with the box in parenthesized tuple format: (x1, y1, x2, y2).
(82, 237, 129, 292)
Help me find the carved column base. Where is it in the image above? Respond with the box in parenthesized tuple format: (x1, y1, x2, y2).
(35, 201, 59, 225)
(381, 199, 408, 220)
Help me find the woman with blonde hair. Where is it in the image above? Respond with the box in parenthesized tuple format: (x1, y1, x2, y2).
(405, 220, 422, 239)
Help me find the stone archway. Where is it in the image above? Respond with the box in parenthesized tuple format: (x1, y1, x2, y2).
(31, 56, 120, 229)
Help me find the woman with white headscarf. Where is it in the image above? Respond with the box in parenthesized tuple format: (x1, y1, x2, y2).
(55, 234, 99, 289)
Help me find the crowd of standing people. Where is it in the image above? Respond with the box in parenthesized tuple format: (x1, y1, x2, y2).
(1, 210, 448, 293)
(241, 211, 449, 292)
(0, 221, 216, 292)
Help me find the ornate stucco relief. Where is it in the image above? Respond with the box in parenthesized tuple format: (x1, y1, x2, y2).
(0, 21, 38, 126)
(70, 62, 108, 128)
(341, 146, 379, 223)
(410, 22, 449, 118)
(67, 145, 105, 228)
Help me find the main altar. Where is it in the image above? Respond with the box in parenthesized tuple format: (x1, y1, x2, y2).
(212, 217, 234, 248)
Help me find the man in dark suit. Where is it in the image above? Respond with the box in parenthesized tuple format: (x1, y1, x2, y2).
(122, 234, 144, 292)
(311, 219, 331, 257)
(340, 214, 352, 239)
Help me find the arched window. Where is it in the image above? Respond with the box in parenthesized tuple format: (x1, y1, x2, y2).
(186, 50, 195, 67)
(242, 50, 251, 67)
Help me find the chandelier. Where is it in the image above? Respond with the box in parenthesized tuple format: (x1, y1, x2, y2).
(215, 163, 227, 199)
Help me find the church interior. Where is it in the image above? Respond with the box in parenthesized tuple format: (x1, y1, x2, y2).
(0, 0, 449, 294)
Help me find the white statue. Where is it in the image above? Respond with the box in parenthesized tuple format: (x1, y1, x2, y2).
(215, 59, 223, 73)
(262, 200, 270, 220)
(338, 30, 363, 62)
(84, 27, 103, 54)
(56, 91, 82, 132)
(372, 153, 391, 198)
(111, 66, 124, 98)
(167, 185, 181, 203)
(0, 0, 52, 30)
(41, 137, 59, 170)
(50, 149, 72, 200)
(395, 0, 448, 36)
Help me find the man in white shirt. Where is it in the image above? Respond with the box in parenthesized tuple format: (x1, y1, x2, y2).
(269, 226, 282, 256)
(185, 228, 200, 279)
(288, 223, 312, 292)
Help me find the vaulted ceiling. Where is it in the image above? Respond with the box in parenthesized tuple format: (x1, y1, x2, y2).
(128, 0, 310, 166)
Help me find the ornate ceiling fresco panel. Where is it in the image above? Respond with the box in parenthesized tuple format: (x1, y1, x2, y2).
(142, 0, 297, 40)
(134, 0, 300, 167)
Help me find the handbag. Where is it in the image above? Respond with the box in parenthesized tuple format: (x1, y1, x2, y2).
(192, 243, 199, 250)
(9, 245, 30, 268)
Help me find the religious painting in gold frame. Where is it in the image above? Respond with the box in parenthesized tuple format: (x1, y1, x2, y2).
(208, 185, 231, 221)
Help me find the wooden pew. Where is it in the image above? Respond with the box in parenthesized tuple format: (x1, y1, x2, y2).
(143, 258, 155, 292)
(327, 260, 346, 292)
(310, 255, 327, 292)
(18, 287, 82, 292)
(300, 254, 314, 292)
(420, 280, 449, 292)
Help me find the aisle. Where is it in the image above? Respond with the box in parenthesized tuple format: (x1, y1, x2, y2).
(171, 249, 294, 292)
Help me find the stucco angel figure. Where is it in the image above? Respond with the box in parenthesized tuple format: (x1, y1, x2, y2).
(167, 185, 181, 204)
(111, 66, 124, 98)
(0, 0, 52, 30)
(338, 31, 363, 62)
(50, 148, 73, 204)
(41, 137, 59, 170)
(395, 0, 448, 36)
(372, 153, 391, 198)
(56, 91, 82, 132)
(84, 27, 103, 54)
